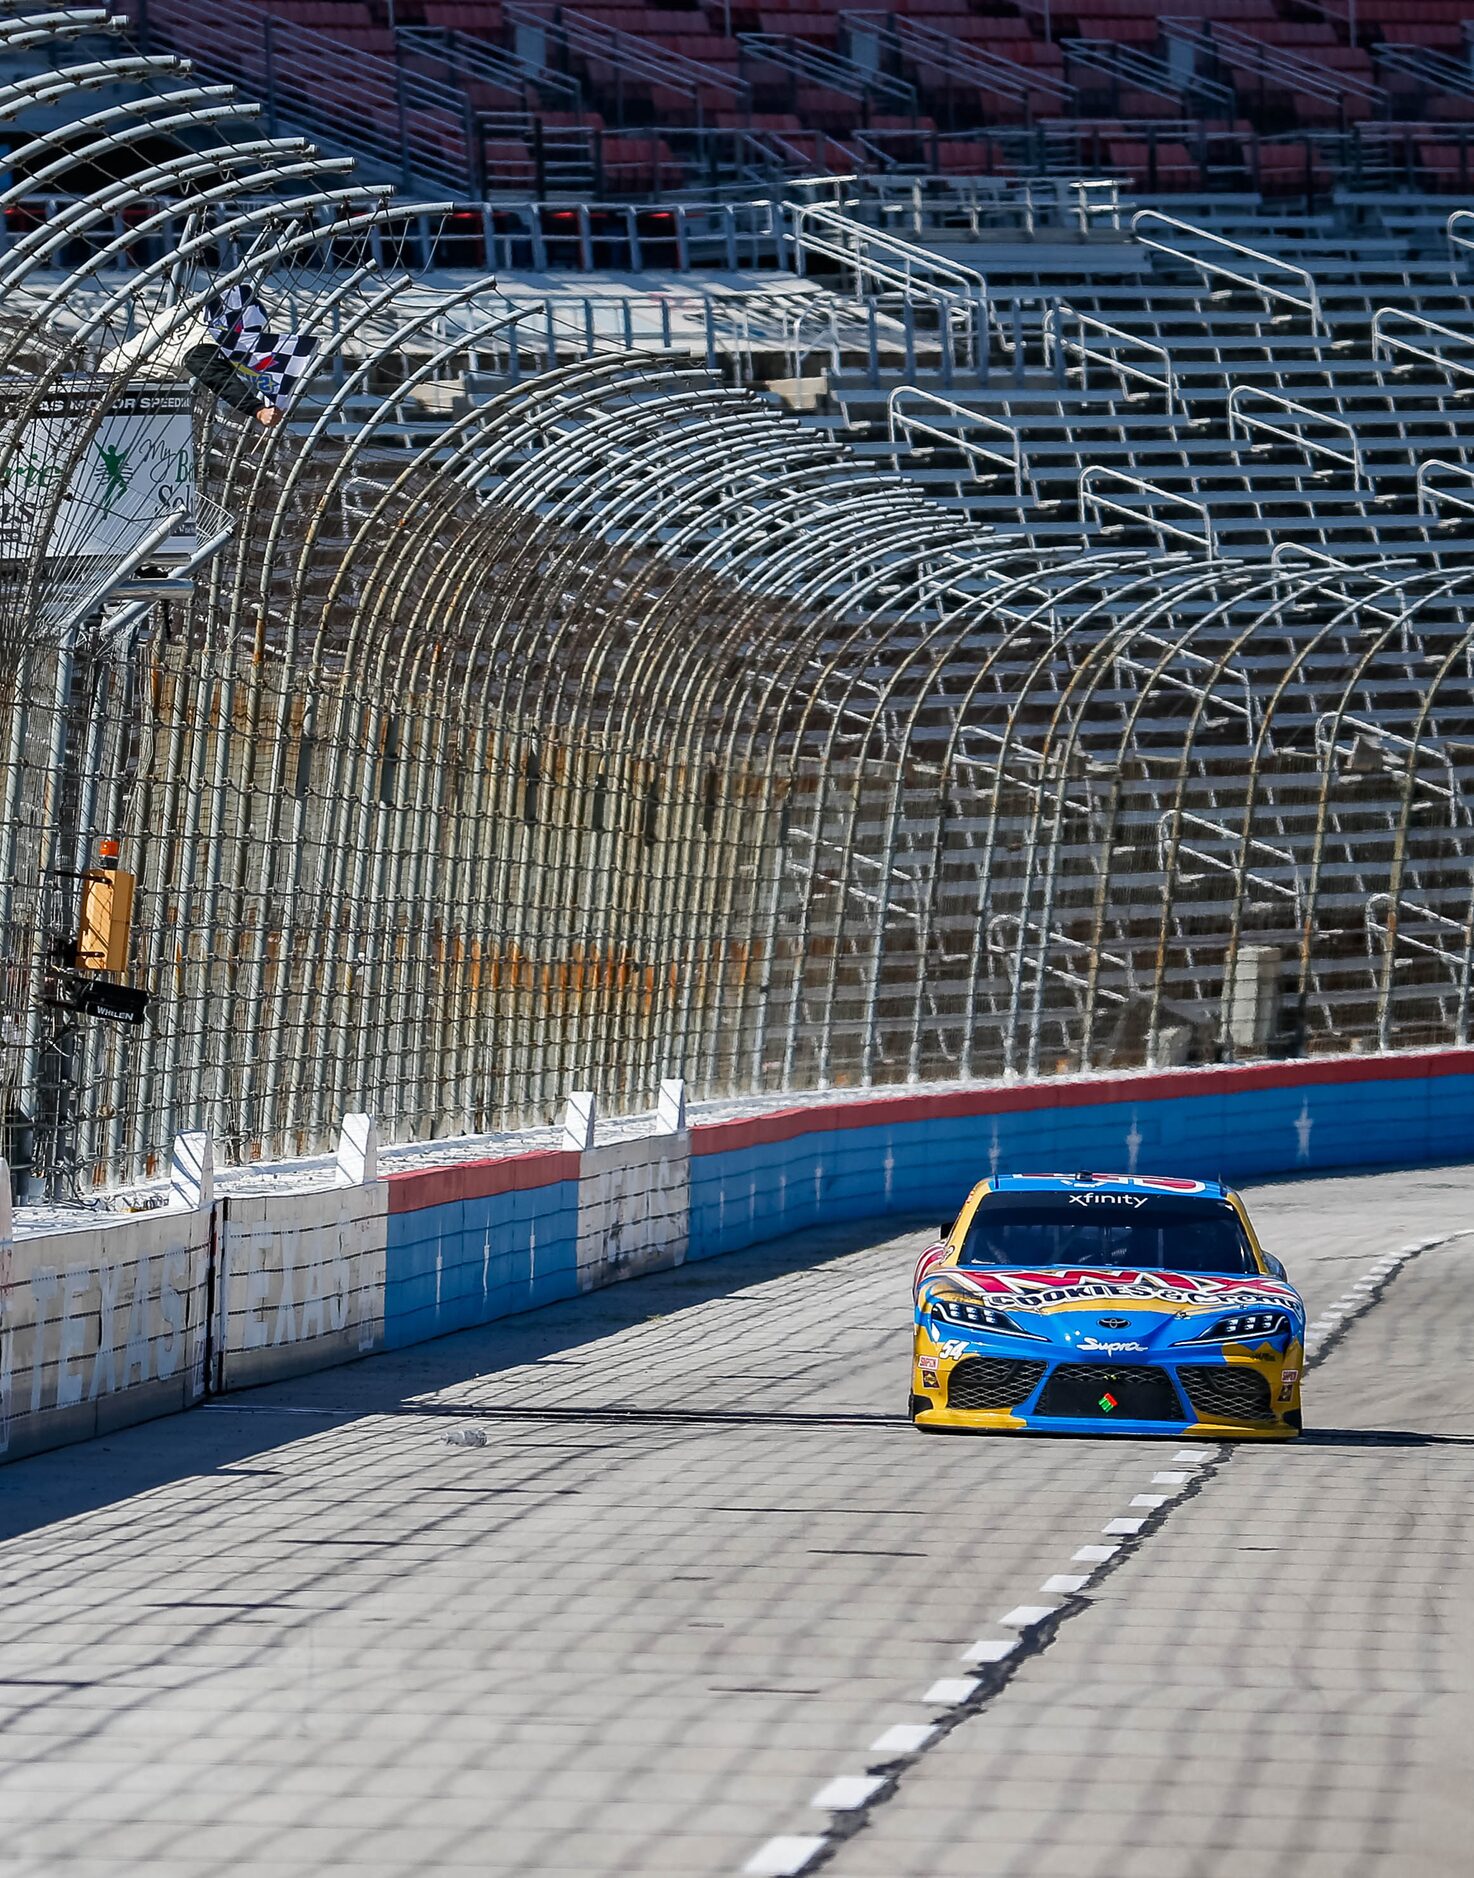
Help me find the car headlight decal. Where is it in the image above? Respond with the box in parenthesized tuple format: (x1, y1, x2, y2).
(930, 1297, 1043, 1339)
(1192, 1309, 1292, 1342)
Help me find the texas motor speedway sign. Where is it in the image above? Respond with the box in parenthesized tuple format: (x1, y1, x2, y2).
(1, 383, 196, 563)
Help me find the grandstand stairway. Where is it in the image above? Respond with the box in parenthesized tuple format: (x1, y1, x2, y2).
(796, 217, 1474, 563)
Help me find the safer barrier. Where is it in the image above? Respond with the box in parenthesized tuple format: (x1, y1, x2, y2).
(3, 1047, 1472, 1463)
(684, 1050, 1474, 1256)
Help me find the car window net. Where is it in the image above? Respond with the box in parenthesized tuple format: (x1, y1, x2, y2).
(959, 1198, 1256, 1274)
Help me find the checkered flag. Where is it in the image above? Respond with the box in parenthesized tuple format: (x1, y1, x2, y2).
(205, 284, 270, 364)
(240, 331, 318, 409)
(204, 284, 319, 411)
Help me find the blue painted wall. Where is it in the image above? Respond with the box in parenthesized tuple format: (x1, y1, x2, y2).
(384, 1178, 580, 1349)
(688, 1069, 1474, 1262)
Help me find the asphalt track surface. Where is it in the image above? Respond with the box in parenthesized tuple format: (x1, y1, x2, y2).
(2, 1167, 1472, 1877)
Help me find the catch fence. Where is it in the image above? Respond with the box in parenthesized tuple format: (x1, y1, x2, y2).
(3, 20, 1473, 1197)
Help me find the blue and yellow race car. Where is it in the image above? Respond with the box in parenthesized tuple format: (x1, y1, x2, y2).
(911, 1172, 1304, 1439)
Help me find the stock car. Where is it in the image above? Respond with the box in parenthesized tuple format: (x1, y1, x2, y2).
(911, 1173, 1304, 1439)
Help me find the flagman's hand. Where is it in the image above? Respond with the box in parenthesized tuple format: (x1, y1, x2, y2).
(255, 406, 281, 428)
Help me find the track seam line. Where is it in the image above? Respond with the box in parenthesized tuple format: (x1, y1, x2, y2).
(740, 1226, 1471, 1878)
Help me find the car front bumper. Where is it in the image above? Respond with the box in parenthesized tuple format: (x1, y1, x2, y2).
(911, 1402, 1300, 1439)
(912, 1338, 1303, 1439)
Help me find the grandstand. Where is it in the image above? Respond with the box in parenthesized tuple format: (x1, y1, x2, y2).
(134, 0, 1474, 195)
(0, 0, 1472, 1201)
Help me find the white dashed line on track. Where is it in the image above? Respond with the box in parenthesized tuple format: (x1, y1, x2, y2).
(960, 1636, 1018, 1666)
(999, 1603, 1057, 1627)
(869, 1723, 936, 1755)
(743, 1835, 828, 1876)
(809, 1776, 885, 1812)
(923, 1678, 980, 1705)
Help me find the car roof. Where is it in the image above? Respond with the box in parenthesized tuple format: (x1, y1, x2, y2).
(988, 1172, 1231, 1198)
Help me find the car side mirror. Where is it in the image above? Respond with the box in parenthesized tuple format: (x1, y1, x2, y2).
(939, 1223, 952, 1241)
(1263, 1253, 1288, 1279)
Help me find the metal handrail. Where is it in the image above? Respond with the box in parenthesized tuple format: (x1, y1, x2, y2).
(1416, 458, 1474, 519)
(789, 202, 988, 307)
(1062, 37, 1235, 113)
(1271, 542, 1353, 571)
(842, 13, 1074, 105)
(1315, 712, 1458, 807)
(1160, 17, 1385, 110)
(1062, 178, 1122, 235)
(738, 32, 917, 111)
(1449, 209, 1474, 267)
(887, 388, 1023, 495)
(143, 0, 472, 188)
(1373, 43, 1474, 103)
(788, 221, 983, 383)
(1371, 306, 1474, 380)
(1366, 892, 1469, 966)
(1042, 302, 1178, 412)
(1131, 208, 1324, 331)
(398, 24, 582, 107)
(787, 202, 989, 385)
(740, 127, 865, 180)
(986, 912, 1133, 1003)
(1157, 811, 1304, 915)
(1079, 465, 1215, 553)
(1226, 384, 1365, 481)
(509, 2, 751, 107)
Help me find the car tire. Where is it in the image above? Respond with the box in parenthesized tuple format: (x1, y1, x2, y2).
(909, 1393, 931, 1422)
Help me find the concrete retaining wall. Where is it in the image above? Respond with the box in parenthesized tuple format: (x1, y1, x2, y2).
(575, 1132, 691, 1291)
(4, 1047, 1473, 1463)
(216, 1185, 386, 1391)
(0, 1206, 212, 1463)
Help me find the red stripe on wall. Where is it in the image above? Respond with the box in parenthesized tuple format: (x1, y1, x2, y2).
(688, 1049, 1474, 1157)
(387, 1149, 579, 1214)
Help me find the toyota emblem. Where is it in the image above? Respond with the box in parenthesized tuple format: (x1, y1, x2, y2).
(1097, 1316, 1129, 1329)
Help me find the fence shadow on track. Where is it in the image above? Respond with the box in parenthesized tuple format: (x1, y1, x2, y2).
(398, 1403, 910, 1427)
(0, 1213, 931, 1547)
(1299, 1426, 1474, 1447)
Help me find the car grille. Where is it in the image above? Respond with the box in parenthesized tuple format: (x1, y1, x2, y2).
(1179, 1365, 1274, 1423)
(1034, 1363, 1183, 1423)
(946, 1357, 1048, 1411)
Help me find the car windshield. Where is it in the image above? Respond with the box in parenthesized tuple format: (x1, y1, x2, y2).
(959, 1194, 1257, 1275)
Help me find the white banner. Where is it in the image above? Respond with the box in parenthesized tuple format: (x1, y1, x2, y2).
(0, 384, 196, 562)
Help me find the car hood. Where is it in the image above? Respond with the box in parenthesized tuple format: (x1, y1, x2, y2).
(920, 1265, 1304, 1346)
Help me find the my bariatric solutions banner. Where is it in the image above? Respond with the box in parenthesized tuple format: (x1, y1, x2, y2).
(0, 383, 197, 563)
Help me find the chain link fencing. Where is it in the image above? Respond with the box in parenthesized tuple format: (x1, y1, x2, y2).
(3, 22, 1473, 1197)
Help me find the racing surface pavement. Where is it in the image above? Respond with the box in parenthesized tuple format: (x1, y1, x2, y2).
(1, 1167, 1472, 1876)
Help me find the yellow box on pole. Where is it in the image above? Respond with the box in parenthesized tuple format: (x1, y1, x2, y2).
(77, 869, 135, 975)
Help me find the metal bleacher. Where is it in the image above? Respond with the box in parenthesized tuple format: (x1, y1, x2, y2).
(134, 0, 1474, 197)
(766, 192, 1474, 569)
(268, 182, 1472, 1069)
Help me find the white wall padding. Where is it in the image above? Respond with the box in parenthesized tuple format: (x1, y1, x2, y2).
(216, 1185, 386, 1390)
(0, 1209, 210, 1463)
(575, 1133, 691, 1292)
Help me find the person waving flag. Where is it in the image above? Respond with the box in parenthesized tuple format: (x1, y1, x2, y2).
(185, 284, 319, 427)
